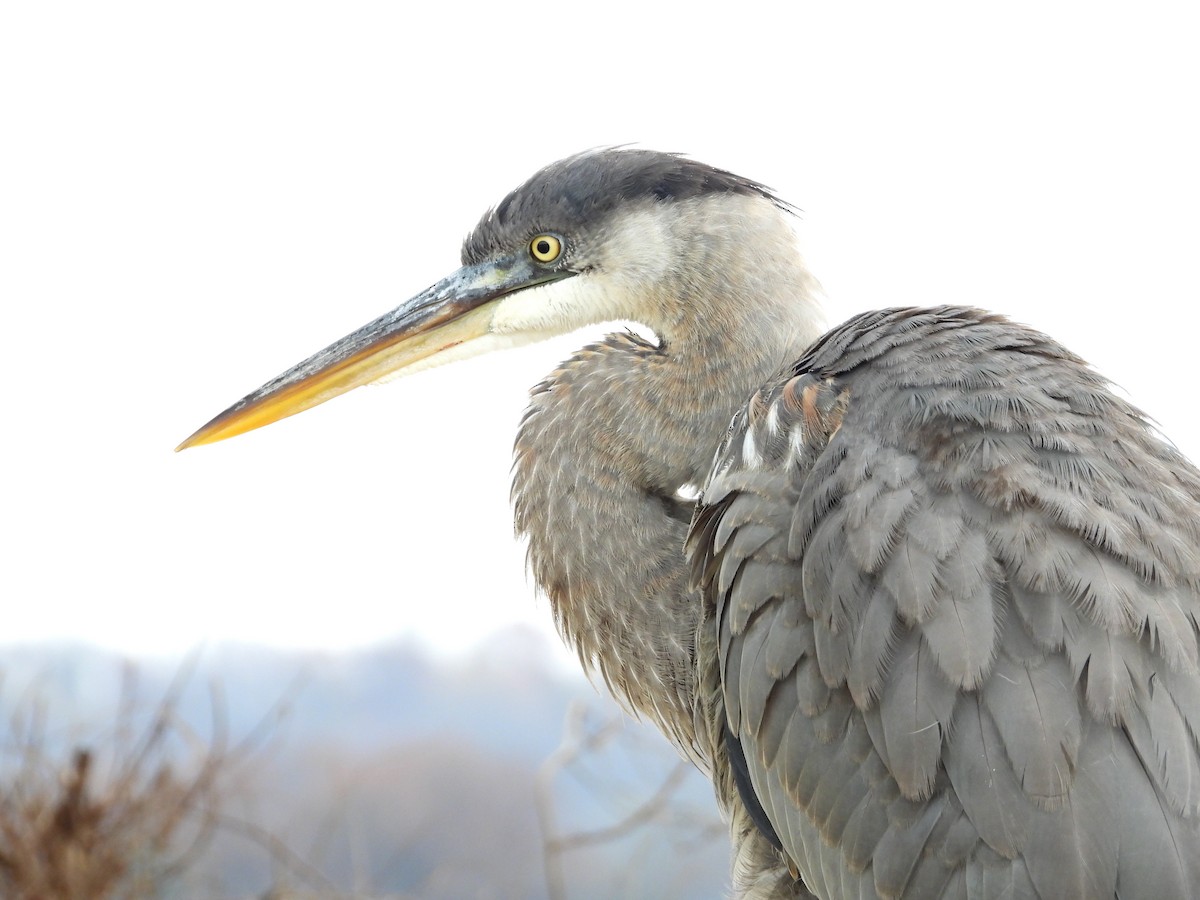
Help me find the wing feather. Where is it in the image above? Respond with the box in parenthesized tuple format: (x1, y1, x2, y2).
(846, 585, 902, 707)
(943, 695, 1032, 857)
(878, 630, 957, 800)
(920, 529, 999, 689)
(689, 307, 1200, 898)
(980, 653, 1081, 808)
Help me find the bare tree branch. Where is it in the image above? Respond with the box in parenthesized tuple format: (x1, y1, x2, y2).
(536, 700, 716, 900)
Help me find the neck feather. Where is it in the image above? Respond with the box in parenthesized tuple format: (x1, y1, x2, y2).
(512, 204, 824, 750)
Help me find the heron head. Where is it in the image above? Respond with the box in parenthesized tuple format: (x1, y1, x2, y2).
(176, 148, 793, 450)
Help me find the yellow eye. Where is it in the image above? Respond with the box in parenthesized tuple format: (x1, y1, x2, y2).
(530, 234, 562, 263)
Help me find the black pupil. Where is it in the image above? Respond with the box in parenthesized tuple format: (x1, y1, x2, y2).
(536, 239, 552, 256)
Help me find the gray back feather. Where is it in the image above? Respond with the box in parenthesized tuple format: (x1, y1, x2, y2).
(690, 306, 1200, 898)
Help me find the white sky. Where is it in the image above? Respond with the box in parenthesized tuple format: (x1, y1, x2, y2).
(2, 3, 1197, 665)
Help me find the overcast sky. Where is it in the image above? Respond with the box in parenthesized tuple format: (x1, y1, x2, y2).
(2, 3, 1197, 665)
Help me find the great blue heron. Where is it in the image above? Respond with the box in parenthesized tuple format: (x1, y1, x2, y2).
(179, 149, 1200, 899)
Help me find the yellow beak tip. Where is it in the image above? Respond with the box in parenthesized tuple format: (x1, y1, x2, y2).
(174, 432, 206, 452)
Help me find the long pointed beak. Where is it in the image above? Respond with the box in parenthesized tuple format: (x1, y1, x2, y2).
(177, 256, 568, 450)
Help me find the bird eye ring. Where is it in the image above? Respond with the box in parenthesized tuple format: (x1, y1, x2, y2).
(530, 234, 562, 263)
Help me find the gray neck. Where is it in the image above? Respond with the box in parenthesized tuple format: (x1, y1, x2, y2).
(511, 204, 823, 750)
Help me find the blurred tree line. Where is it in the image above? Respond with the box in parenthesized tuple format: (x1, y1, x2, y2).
(0, 635, 728, 898)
